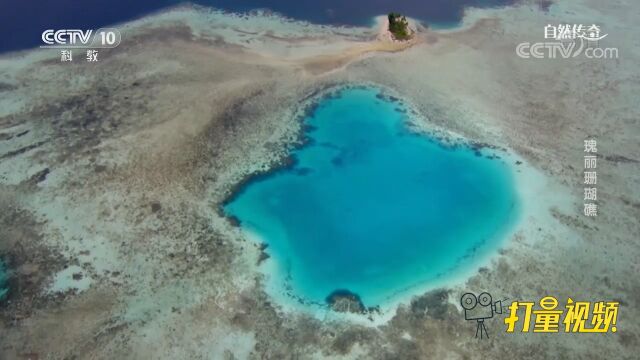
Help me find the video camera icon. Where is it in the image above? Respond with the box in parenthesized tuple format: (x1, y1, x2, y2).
(461, 292, 503, 339)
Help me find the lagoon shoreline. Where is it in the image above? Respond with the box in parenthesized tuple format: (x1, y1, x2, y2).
(220, 83, 529, 323)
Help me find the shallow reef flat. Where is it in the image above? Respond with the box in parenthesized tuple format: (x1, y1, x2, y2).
(0, 0, 639, 358)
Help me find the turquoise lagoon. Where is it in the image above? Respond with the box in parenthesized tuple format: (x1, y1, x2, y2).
(224, 86, 519, 306)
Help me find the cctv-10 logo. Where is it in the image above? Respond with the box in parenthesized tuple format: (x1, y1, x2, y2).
(461, 292, 619, 339)
(41, 28, 121, 49)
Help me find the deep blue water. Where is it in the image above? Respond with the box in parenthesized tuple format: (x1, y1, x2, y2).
(0, 0, 516, 54)
(0, 259, 8, 301)
(224, 86, 519, 306)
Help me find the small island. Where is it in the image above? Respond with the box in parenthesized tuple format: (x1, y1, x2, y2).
(387, 12, 413, 41)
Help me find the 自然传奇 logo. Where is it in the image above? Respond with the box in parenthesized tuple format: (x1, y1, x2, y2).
(516, 24, 618, 59)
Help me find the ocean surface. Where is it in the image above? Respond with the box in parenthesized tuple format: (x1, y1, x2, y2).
(0, 0, 515, 54)
(224, 87, 519, 306)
